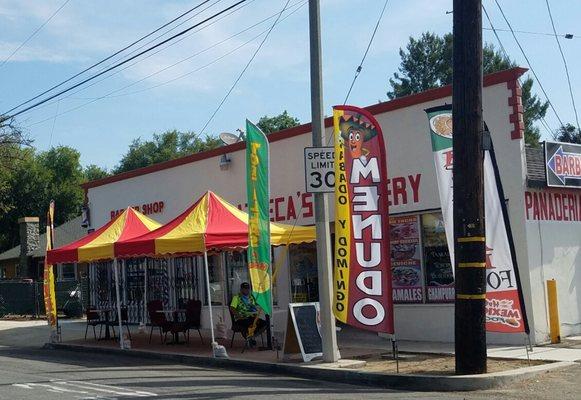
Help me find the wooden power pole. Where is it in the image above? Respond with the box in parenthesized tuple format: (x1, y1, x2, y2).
(453, 0, 487, 374)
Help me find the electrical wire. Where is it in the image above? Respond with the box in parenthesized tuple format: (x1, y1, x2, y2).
(68, 1, 307, 102)
(23, 1, 307, 128)
(4, 0, 247, 119)
(198, 0, 292, 136)
(483, 27, 578, 39)
(343, 0, 389, 105)
(16, 0, 255, 117)
(4, 0, 218, 116)
(544, 0, 580, 132)
(482, 4, 554, 136)
(492, 0, 565, 128)
(0, 0, 70, 68)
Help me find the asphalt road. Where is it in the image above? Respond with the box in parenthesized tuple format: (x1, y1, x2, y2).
(0, 321, 579, 400)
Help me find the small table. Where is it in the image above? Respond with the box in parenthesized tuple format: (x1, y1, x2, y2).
(91, 308, 114, 341)
(156, 309, 186, 344)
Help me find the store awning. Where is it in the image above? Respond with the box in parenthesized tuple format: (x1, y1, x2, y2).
(115, 191, 316, 258)
(46, 207, 161, 264)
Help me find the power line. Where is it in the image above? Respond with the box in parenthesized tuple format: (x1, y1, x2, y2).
(69, 1, 307, 101)
(492, 0, 565, 128)
(4, 1, 247, 119)
(0, 0, 71, 69)
(23, 1, 308, 128)
(4, 0, 218, 115)
(16, 0, 254, 117)
(482, 27, 577, 39)
(482, 4, 554, 136)
(343, 0, 389, 105)
(198, 0, 292, 136)
(544, 0, 580, 132)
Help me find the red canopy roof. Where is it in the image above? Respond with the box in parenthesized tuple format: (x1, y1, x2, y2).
(115, 191, 316, 258)
(46, 207, 161, 264)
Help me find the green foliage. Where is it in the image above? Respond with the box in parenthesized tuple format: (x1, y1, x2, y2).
(554, 123, 581, 144)
(387, 32, 548, 147)
(83, 164, 109, 182)
(521, 78, 549, 148)
(388, 33, 515, 98)
(0, 146, 86, 250)
(256, 111, 300, 134)
(114, 130, 222, 174)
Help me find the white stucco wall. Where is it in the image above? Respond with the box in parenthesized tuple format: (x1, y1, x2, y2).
(524, 188, 581, 341)
(86, 76, 544, 344)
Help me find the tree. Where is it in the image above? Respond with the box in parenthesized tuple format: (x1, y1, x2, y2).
(0, 146, 86, 251)
(256, 111, 300, 134)
(522, 78, 549, 148)
(84, 164, 109, 182)
(387, 32, 548, 147)
(114, 130, 222, 174)
(0, 115, 32, 169)
(554, 123, 581, 144)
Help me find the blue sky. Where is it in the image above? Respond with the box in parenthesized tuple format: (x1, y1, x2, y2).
(0, 0, 579, 169)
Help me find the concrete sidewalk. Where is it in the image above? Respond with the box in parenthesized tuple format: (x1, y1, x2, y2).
(337, 325, 581, 362)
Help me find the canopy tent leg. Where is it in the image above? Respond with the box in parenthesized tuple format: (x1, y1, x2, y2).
(143, 259, 148, 327)
(204, 251, 216, 347)
(113, 258, 125, 349)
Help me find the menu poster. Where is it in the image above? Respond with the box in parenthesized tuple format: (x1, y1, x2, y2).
(421, 213, 454, 303)
(390, 215, 423, 303)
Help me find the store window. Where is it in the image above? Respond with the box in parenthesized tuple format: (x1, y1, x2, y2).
(289, 243, 318, 303)
(59, 263, 76, 281)
(390, 215, 423, 303)
(421, 213, 454, 303)
(225, 251, 248, 302)
(205, 255, 225, 305)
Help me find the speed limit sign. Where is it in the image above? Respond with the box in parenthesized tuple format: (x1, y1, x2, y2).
(304, 147, 335, 193)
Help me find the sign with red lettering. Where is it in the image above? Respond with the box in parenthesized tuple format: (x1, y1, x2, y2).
(545, 141, 581, 188)
(333, 105, 394, 334)
(110, 201, 164, 220)
(426, 105, 529, 334)
(525, 190, 581, 221)
(390, 215, 423, 303)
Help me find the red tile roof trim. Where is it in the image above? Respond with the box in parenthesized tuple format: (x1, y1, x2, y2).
(507, 79, 525, 140)
(83, 67, 528, 190)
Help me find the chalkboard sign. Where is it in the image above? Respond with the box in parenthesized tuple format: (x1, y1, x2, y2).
(284, 302, 323, 362)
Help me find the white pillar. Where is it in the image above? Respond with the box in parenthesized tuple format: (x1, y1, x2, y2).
(204, 251, 216, 346)
(113, 258, 125, 349)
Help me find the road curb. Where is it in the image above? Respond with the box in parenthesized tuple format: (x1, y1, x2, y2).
(48, 343, 576, 392)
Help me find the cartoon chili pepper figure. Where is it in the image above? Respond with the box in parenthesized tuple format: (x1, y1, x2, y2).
(340, 114, 377, 163)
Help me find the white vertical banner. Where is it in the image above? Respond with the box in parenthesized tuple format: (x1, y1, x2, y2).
(426, 105, 529, 334)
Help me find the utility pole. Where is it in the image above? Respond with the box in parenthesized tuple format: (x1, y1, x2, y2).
(308, 0, 338, 363)
(453, 0, 487, 374)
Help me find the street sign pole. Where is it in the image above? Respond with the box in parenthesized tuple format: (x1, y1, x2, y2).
(453, 0, 487, 374)
(308, 0, 338, 363)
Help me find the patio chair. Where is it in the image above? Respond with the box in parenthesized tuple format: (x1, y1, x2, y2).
(108, 306, 132, 340)
(228, 307, 266, 352)
(147, 300, 171, 343)
(171, 299, 203, 344)
(85, 309, 104, 340)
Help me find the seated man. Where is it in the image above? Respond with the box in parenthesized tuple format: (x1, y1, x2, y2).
(230, 282, 267, 343)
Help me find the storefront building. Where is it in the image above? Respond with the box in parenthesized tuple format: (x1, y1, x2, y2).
(82, 68, 581, 345)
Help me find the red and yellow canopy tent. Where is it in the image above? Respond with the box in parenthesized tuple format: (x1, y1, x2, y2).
(46, 207, 161, 264)
(115, 190, 315, 257)
(114, 190, 316, 347)
(47, 191, 315, 348)
(46, 207, 161, 349)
